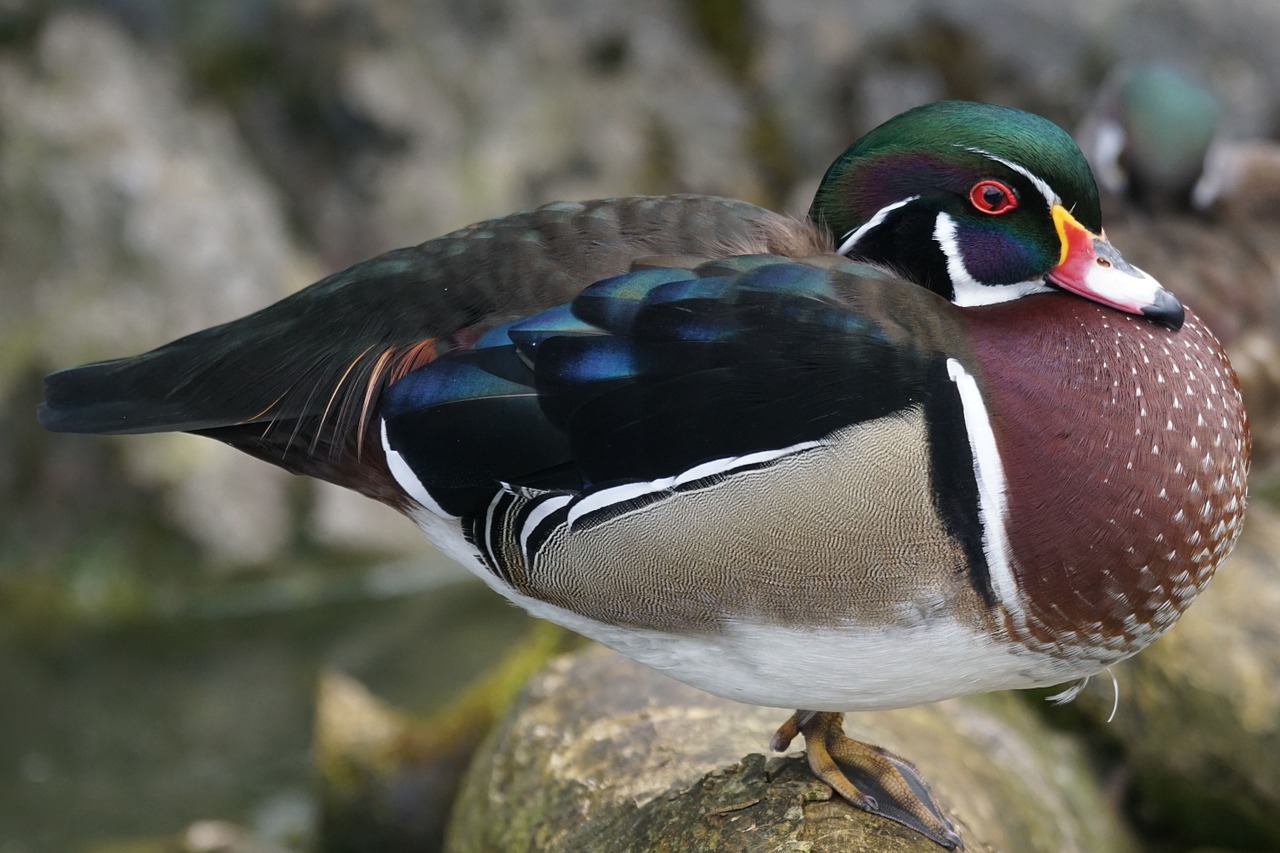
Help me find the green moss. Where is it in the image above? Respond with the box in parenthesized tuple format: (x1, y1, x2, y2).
(747, 106, 801, 209)
(317, 622, 577, 853)
(682, 0, 756, 82)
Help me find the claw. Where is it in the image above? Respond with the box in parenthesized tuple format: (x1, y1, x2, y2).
(772, 710, 963, 850)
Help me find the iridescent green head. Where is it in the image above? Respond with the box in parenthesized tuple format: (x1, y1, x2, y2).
(810, 100, 1182, 327)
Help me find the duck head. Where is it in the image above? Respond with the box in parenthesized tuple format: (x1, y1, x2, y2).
(811, 100, 1184, 329)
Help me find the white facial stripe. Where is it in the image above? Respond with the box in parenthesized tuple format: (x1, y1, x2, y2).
(934, 212, 1050, 307)
(946, 358, 1024, 626)
(965, 147, 1058, 208)
(836, 195, 920, 256)
(381, 419, 450, 516)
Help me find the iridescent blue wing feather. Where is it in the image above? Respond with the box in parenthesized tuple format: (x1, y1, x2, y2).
(381, 256, 938, 516)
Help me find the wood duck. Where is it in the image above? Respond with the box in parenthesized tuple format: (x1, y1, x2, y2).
(1076, 64, 1221, 209)
(1078, 62, 1280, 216)
(39, 101, 1250, 849)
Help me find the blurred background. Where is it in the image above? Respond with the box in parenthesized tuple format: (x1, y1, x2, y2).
(3, 1, 1280, 851)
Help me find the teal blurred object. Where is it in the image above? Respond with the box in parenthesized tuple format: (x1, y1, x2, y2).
(1077, 64, 1220, 207)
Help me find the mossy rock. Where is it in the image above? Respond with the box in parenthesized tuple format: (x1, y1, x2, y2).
(447, 645, 1134, 853)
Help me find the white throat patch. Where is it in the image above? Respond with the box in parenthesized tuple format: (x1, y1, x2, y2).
(933, 212, 1051, 307)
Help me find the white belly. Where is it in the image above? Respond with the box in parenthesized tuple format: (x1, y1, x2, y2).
(410, 508, 1097, 711)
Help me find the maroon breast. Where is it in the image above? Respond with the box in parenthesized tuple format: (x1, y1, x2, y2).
(964, 294, 1250, 661)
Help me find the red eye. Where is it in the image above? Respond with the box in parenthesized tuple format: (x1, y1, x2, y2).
(969, 180, 1018, 214)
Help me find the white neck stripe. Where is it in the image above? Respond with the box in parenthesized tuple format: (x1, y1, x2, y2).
(836, 195, 920, 256)
(933, 212, 1051, 306)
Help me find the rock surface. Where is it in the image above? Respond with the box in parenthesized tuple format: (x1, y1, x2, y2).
(447, 646, 1135, 853)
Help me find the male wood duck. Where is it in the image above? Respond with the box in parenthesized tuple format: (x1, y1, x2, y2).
(1076, 64, 1221, 208)
(1078, 62, 1280, 215)
(39, 101, 1250, 849)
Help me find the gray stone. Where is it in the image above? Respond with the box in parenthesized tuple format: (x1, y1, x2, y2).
(1, 12, 308, 564)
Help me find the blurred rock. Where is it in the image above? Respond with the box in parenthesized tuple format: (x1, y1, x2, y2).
(1, 12, 305, 377)
(0, 11, 310, 564)
(83, 820, 296, 853)
(133, 0, 767, 267)
(323, 2, 765, 257)
(447, 645, 1134, 853)
(1070, 505, 1280, 850)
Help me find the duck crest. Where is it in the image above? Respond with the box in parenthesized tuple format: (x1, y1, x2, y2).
(963, 294, 1250, 663)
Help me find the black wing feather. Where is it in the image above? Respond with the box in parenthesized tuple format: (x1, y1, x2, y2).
(38, 196, 788, 501)
(382, 255, 954, 515)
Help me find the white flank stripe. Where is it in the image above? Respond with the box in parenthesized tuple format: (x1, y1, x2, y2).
(946, 358, 1024, 623)
(483, 489, 505, 562)
(965, 147, 1059, 207)
(835, 195, 919, 256)
(566, 439, 827, 530)
(380, 419, 451, 516)
(934, 212, 1049, 307)
(519, 494, 574, 560)
(672, 441, 826, 488)
(566, 478, 677, 529)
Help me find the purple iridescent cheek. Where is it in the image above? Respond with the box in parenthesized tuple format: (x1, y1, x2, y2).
(959, 225, 1048, 284)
